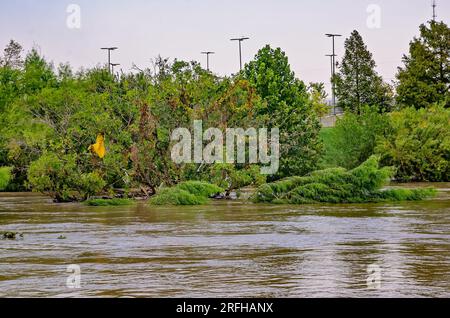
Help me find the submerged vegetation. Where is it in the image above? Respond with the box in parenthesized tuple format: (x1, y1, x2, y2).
(253, 156, 437, 204)
(1, 232, 24, 240)
(149, 181, 223, 205)
(84, 198, 134, 206)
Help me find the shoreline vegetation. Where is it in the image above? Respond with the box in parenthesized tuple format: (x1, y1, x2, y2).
(252, 156, 437, 205)
(0, 21, 448, 206)
(149, 181, 224, 205)
(84, 198, 135, 206)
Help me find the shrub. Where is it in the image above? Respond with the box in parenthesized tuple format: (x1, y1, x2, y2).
(27, 153, 106, 201)
(27, 153, 77, 202)
(76, 172, 106, 200)
(149, 181, 223, 205)
(84, 198, 134, 206)
(0, 167, 12, 191)
(185, 164, 266, 194)
(376, 188, 437, 201)
(376, 105, 450, 182)
(149, 188, 207, 205)
(177, 181, 224, 198)
(253, 156, 436, 204)
(320, 106, 390, 169)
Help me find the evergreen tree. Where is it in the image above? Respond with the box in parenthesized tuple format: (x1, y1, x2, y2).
(396, 21, 450, 109)
(0, 39, 23, 69)
(335, 30, 393, 114)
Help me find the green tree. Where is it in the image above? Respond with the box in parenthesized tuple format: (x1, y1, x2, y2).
(376, 104, 450, 182)
(0, 39, 23, 69)
(308, 82, 330, 117)
(320, 106, 390, 169)
(22, 49, 56, 94)
(396, 21, 450, 109)
(335, 30, 393, 114)
(243, 45, 322, 178)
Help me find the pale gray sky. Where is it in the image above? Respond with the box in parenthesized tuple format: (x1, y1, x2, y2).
(1, 0, 448, 94)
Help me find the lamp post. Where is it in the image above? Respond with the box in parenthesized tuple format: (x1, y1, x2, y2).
(101, 47, 118, 73)
(325, 34, 341, 112)
(326, 54, 336, 115)
(230, 37, 249, 71)
(110, 63, 120, 76)
(201, 51, 215, 71)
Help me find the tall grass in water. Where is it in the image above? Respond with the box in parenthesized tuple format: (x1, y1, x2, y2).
(253, 156, 436, 204)
(149, 181, 223, 206)
(84, 198, 134, 206)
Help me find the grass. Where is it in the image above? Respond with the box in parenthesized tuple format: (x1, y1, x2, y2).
(0, 167, 12, 191)
(253, 156, 437, 204)
(149, 181, 223, 206)
(84, 198, 134, 206)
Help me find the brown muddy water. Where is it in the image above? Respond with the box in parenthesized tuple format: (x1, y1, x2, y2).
(0, 183, 449, 298)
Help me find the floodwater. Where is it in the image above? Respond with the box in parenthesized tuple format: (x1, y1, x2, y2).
(0, 183, 449, 298)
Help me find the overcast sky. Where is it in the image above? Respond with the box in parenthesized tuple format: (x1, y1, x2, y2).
(1, 0, 448, 94)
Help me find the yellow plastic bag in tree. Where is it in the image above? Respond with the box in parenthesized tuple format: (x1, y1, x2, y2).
(88, 134, 106, 159)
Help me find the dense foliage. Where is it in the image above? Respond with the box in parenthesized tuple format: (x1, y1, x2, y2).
(243, 45, 322, 179)
(1, 19, 449, 203)
(0, 41, 325, 201)
(149, 181, 223, 205)
(396, 21, 450, 109)
(320, 107, 390, 169)
(334, 30, 393, 114)
(0, 167, 12, 191)
(253, 156, 436, 204)
(376, 105, 450, 182)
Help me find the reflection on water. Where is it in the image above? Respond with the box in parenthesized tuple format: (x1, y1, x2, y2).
(0, 183, 449, 298)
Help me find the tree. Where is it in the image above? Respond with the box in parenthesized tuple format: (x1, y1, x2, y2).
(334, 30, 393, 114)
(376, 104, 450, 182)
(0, 40, 23, 69)
(396, 21, 450, 109)
(320, 106, 390, 170)
(308, 82, 329, 117)
(243, 45, 322, 178)
(22, 49, 57, 94)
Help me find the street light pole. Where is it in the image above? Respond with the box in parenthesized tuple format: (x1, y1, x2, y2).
(326, 54, 336, 115)
(110, 63, 120, 76)
(101, 47, 118, 73)
(230, 37, 249, 71)
(325, 34, 341, 112)
(201, 51, 215, 71)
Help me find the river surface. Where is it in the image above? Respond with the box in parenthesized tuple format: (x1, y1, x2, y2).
(0, 183, 449, 298)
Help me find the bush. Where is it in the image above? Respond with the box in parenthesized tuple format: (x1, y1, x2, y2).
(27, 153, 77, 202)
(253, 156, 436, 204)
(84, 198, 134, 206)
(177, 181, 224, 198)
(185, 164, 266, 194)
(320, 106, 390, 169)
(149, 188, 207, 205)
(76, 172, 106, 200)
(376, 105, 450, 182)
(27, 153, 106, 201)
(0, 167, 12, 191)
(149, 181, 223, 205)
